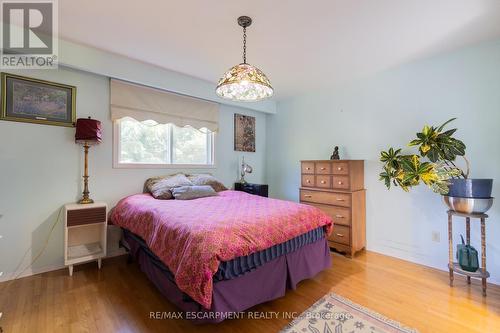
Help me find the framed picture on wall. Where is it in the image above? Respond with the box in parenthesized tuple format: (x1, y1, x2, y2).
(1, 73, 76, 127)
(234, 113, 256, 152)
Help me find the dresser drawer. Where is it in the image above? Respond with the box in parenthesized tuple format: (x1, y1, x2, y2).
(300, 190, 351, 207)
(301, 162, 315, 174)
(67, 207, 106, 227)
(332, 162, 349, 175)
(315, 175, 331, 188)
(328, 206, 351, 225)
(315, 162, 331, 174)
(308, 204, 351, 226)
(301, 174, 315, 187)
(332, 176, 350, 190)
(330, 225, 350, 245)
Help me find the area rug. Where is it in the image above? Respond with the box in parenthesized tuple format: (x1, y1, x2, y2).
(280, 293, 419, 333)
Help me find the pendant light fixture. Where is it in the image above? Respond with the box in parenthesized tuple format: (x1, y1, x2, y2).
(216, 16, 274, 102)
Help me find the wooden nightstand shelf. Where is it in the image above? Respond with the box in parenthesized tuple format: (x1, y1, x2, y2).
(64, 202, 107, 276)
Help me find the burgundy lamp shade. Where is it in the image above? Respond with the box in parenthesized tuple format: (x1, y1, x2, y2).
(75, 118, 102, 144)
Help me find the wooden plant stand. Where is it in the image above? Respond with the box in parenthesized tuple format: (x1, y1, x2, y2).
(448, 210, 490, 296)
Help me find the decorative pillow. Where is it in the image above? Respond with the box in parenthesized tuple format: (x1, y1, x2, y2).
(171, 185, 218, 200)
(187, 174, 227, 192)
(144, 173, 184, 193)
(150, 174, 193, 199)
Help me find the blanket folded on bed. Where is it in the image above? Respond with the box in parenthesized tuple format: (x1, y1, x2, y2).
(111, 190, 332, 309)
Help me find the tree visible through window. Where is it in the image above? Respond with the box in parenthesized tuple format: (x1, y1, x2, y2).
(117, 117, 213, 166)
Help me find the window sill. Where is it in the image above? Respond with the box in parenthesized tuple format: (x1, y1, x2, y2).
(113, 163, 217, 169)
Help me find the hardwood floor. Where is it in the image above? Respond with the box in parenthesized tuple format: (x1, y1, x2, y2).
(1, 251, 499, 333)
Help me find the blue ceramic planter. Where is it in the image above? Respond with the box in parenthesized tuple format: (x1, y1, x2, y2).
(448, 179, 493, 198)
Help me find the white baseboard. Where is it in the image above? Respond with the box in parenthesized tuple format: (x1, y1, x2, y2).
(366, 243, 500, 286)
(0, 262, 66, 283)
(4, 245, 497, 287)
(0, 248, 127, 283)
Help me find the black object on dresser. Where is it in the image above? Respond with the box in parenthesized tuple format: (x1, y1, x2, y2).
(234, 183, 269, 197)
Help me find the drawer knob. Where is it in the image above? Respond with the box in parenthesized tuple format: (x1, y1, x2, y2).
(335, 214, 344, 218)
(337, 167, 343, 170)
(336, 198, 345, 202)
(336, 233, 344, 237)
(306, 180, 311, 183)
(320, 167, 326, 170)
(321, 180, 326, 184)
(338, 181, 343, 185)
(304, 195, 312, 198)
(306, 167, 311, 170)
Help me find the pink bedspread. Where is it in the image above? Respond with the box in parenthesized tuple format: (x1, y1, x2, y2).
(111, 190, 332, 309)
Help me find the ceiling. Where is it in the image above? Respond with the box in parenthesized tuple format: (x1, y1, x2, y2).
(59, 0, 500, 100)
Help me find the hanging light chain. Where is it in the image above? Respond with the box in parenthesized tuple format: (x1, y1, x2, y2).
(242, 26, 247, 64)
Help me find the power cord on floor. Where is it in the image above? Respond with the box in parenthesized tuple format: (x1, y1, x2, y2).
(2, 207, 63, 287)
(0, 214, 2, 329)
(1, 207, 63, 330)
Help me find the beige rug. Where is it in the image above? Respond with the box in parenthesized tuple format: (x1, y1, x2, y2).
(280, 293, 418, 333)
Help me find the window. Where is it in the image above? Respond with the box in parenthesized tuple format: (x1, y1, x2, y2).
(114, 117, 215, 167)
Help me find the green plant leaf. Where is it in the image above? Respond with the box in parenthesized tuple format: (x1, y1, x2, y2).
(422, 125, 431, 136)
(441, 128, 457, 137)
(378, 118, 467, 193)
(436, 118, 457, 132)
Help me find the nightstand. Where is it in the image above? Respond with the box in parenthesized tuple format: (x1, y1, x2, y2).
(64, 202, 107, 276)
(234, 182, 269, 197)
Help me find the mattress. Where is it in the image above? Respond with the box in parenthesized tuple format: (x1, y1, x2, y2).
(122, 226, 325, 282)
(111, 190, 332, 309)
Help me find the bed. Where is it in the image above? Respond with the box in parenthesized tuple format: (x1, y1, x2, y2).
(111, 190, 333, 323)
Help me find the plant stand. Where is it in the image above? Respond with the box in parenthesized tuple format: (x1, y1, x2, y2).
(447, 210, 490, 296)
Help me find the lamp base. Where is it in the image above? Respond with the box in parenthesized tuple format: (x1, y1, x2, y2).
(78, 143, 94, 205)
(78, 197, 94, 204)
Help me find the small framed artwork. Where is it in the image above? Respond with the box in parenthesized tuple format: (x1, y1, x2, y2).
(1, 73, 76, 127)
(234, 113, 256, 152)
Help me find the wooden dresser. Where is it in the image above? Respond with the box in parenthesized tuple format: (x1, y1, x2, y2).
(300, 160, 366, 257)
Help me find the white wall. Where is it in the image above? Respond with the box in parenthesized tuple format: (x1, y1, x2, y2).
(0, 66, 267, 280)
(2, 37, 499, 287)
(59, 38, 277, 114)
(267, 40, 500, 283)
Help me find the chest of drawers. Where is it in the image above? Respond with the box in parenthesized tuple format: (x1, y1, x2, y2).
(300, 160, 366, 257)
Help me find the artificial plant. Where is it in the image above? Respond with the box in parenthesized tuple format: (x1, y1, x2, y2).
(379, 118, 468, 195)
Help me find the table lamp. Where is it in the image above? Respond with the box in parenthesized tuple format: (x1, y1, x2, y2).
(240, 157, 253, 184)
(75, 117, 102, 204)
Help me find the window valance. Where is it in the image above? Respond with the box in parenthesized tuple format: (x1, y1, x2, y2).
(110, 79, 219, 132)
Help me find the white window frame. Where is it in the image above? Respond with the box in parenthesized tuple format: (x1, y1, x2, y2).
(113, 118, 216, 169)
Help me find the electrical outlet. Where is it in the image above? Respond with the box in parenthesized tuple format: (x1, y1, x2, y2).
(432, 231, 440, 243)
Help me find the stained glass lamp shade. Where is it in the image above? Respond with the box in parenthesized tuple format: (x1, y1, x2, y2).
(216, 63, 273, 102)
(215, 16, 273, 102)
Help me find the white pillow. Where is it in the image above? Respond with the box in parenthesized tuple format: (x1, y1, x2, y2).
(171, 185, 217, 200)
(150, 174, 193, 199)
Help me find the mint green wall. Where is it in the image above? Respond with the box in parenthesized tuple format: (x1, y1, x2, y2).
(1, 37, 499, 286)
(0, 67, 267, 281)
(267, 40, 500, 283)
(59, 39, 276, 114)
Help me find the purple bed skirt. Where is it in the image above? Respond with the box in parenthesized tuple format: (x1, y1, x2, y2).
(124, 232, 331, 323)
